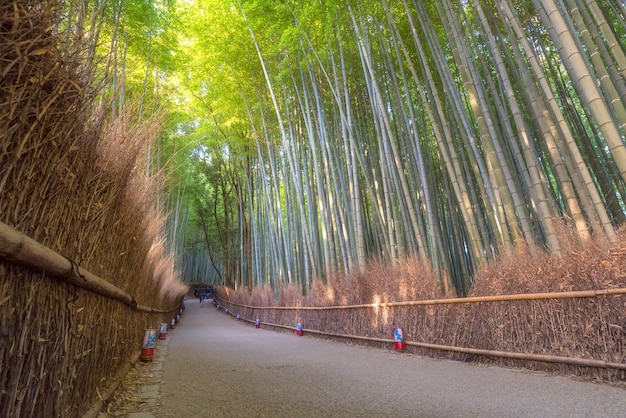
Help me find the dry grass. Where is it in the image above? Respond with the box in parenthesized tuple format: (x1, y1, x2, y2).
(249, 285, 275, 307)
(216, 228, 626, 383)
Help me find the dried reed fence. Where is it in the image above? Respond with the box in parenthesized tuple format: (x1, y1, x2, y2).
(0, 1, 187, 417)
(215, 235, 626, 383)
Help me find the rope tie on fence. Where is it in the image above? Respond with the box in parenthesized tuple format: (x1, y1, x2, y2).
(65, 282, 79, 330)
(61, 256, 85, 282)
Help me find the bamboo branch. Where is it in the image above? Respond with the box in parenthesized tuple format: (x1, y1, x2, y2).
(0, 221, 176, 313)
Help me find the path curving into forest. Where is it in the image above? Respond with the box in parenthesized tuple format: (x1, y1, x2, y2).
(155, 298, 625, 417)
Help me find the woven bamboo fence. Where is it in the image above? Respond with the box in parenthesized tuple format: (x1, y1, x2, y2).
(215, 246, 626, 383)
(216, 289, 625, 381)
(0, 1, 187, 416)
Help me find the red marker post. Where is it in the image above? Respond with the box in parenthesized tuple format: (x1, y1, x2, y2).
(296, 322, 303, 336)
(158, 322, 168, 340)
(141, 329, 157, 361)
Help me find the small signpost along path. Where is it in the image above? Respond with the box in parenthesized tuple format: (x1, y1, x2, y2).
(155, 298, 625, 417)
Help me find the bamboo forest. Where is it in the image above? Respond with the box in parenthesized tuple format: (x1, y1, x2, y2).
(65, 0, 626, 295)
(2, 1, 626, 415)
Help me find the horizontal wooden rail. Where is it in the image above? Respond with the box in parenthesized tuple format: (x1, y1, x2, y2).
(218, 288, 626, 311)
(216, 299, 626, 372)
(0, 220, 177, 313)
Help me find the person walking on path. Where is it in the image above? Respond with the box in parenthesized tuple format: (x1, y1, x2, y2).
(194, 288, 205, 306)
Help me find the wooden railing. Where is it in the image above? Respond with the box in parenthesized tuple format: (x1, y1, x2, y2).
(0, 220, 178, 313)
(215, 288, 626, 372)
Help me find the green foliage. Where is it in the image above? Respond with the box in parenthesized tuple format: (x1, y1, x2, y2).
(81, 0, 626, 293)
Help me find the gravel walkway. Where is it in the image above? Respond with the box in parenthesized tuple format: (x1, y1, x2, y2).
(112, 298, 626, 417)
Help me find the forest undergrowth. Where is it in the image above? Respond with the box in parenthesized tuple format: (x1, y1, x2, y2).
(217, 225, 626, 383)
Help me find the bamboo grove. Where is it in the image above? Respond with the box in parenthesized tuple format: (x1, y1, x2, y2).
(167, 0, 626, 294)
(174, 0, 625, 295)
(56, 0, 626, 294)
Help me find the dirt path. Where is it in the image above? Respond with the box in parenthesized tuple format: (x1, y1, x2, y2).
(155, 299, 625, 417)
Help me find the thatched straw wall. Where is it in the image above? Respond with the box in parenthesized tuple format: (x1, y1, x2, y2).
(0, 1, 186, 416)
